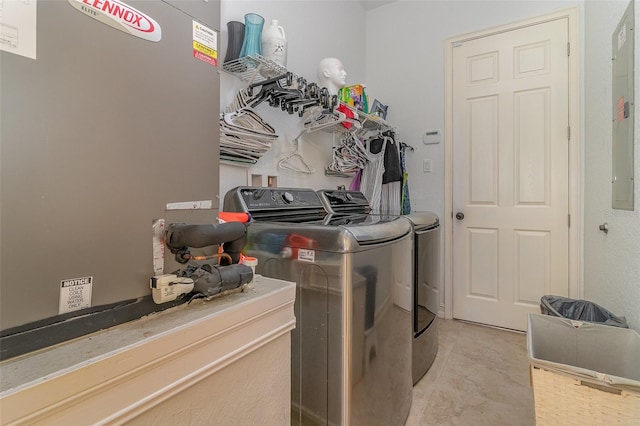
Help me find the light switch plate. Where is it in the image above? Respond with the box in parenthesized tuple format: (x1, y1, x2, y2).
(423, 159, 433, 173)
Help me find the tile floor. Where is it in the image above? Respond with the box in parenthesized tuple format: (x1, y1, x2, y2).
(405, 319, 535, 425)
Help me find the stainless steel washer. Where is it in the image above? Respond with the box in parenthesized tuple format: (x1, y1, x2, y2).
(317, 190, 440, 385)
(224, 187, 413, 426)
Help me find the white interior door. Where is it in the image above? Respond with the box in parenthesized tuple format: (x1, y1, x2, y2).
(452, 18, 570, 331)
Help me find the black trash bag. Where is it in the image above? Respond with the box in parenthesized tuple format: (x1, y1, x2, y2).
(540, 295, 629, 328)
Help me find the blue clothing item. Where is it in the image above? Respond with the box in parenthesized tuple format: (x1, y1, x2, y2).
(400, 144, 411, 214)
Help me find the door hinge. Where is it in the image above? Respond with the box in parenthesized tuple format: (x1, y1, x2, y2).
(568, 214, 571, 227)
(568, 125, 571, 141)
(567, 42, 570, 56)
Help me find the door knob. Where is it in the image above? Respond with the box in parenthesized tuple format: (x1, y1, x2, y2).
(455, 212, 465, 220)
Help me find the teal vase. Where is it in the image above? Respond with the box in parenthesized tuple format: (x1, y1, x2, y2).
(239, 13, 264, 58)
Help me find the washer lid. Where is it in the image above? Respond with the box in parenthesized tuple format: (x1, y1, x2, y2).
(404, 212, 439, 229)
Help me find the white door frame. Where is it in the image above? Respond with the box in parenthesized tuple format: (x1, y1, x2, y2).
(443, 7, 581, 320)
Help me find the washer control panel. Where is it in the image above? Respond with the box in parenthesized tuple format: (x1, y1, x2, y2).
(233, 187, 324, 210)
(224, 186, 324, 214)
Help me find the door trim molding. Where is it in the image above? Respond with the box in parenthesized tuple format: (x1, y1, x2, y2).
(443, 7, 581, 320)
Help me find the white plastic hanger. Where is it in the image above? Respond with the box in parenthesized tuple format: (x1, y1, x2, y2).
(220, 101, 278, 166)
(325, 133, 367, 176)
(278, 135, 315, 174)
(301, 106, 349, 133)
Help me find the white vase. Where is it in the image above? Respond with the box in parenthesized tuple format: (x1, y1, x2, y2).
(261, 19, 287, 67)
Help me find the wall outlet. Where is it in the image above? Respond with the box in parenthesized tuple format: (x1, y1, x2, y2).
(246, 171, 278, 187)
(250, 174, 262, 186)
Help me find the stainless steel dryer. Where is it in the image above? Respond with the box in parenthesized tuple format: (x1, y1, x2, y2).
(404, 212, 440, 384)
(224, 187, 413, 426)
(317, 189, 440, 385)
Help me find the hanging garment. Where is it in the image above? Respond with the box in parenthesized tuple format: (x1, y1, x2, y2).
(381, 181, 401, 215)
(361, 139, 386, 214)
(382, 138, 402, 183)
(349, 169, 362, 191)
(370, 136, 403, 183)
(401, 171, 411, 214)
(400, 143, 412, 214)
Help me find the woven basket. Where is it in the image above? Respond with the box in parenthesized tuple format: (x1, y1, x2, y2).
(531, 366, 640, 425)
(528, 314, 640, 426)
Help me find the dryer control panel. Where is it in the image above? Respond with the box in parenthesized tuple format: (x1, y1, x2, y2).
(317, 189, 371, 214)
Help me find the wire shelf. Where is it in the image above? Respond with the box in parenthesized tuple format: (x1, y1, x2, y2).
(355, 109, 390, 131)
(221, 56, 391, 134)
(221, 55, 290, 84)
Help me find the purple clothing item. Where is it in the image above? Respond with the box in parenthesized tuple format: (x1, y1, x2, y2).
(350, 169, 362, 191)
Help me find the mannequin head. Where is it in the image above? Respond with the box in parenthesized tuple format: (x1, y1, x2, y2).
(317, 57, 347, 96)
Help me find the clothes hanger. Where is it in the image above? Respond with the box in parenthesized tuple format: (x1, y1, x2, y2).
(223, 107, 277, 135)
(246, 72, 293, 96)
(220, 103, 279, 167)
(400, 142, 415, 151)
(323, 133, 368, 176)
(278, 135, 315, 174)
(281, 95, 320, 116)
(302, 105, 349, 133)
(334, 102, 364, 131)
(246, 73, 295, 107)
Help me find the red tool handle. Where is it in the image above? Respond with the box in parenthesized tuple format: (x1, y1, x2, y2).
(219, 212, 251, 223)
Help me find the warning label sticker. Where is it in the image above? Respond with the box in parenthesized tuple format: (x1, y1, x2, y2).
(298, 249, 315, 263)
(59, 276, 93, 314)
(193, 21, 218, 67)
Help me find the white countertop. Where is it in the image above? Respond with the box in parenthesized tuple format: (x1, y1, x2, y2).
(0, 275, 295, 395)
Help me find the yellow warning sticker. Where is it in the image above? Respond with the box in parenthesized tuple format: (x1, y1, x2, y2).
(193, 41, 218, 59)
(192, 21, 218, 67)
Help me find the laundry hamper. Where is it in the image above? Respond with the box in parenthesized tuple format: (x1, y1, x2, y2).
(527, 314, 640, 425)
